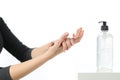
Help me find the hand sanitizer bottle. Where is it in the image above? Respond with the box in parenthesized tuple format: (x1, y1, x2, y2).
(97, 21, 113, 72)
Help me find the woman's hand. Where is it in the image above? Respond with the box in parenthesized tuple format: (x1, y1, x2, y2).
(44, 32, 69, 58)
(62, 27, 84, 51)
(45, 27, 84, 59)
(55, 27, 84, 54)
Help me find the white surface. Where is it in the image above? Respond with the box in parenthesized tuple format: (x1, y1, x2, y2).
(78, 73, 120, 80)
(0, 0, 120, 80)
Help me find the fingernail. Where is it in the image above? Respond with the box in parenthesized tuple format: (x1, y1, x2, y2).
(65, 32, 69, 35)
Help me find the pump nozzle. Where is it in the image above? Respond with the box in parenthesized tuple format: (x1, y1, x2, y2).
(99, 21, 108, 31)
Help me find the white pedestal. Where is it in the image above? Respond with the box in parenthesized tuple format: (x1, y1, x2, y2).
(78, 73, 120, 80)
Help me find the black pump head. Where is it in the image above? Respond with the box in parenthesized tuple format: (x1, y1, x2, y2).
(99, 21, 108, 31)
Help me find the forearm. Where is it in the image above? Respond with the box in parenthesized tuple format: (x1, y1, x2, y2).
(31, 42, 52, 58)
(10, 53, 51, 80)
(31, 43, 64, 59)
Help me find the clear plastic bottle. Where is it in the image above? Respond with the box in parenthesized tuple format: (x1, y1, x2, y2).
(97, 21, 113, 72)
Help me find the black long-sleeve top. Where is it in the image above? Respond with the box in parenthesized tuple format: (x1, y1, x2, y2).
(0, 17, 33, 80)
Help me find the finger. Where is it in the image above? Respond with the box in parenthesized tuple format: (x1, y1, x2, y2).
(78, 28, 84, 38)
(73, 33, 76, 38)
(77, 28, 81, 36)
(58, 32, 69, 46)
(79, 30, 84, 39)
(76, 30, 84, 42)
(66, 38, 72, 49)
(72, 29, 84, 44)
(73, 27, 83, 39)
(78, 28, 83, 37)
(70, 38, 75, 46)
(72, 28, 81, 39)
(62, 41, 68, 51)
(53, 40, 60, 48)
(76, 28, 82, 38)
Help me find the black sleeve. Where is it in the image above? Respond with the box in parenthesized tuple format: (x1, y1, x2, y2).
(0, 66, 12, 80)
(0, 17, 33, 62)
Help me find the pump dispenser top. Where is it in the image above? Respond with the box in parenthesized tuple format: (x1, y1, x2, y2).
(99, 21, 108, 31)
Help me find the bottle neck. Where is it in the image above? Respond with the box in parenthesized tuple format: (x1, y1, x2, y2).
(101, 30, 108, 33)
(101, 30, 108, 35)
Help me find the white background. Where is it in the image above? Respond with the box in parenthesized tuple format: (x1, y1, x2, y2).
(0, 0, 120, 80)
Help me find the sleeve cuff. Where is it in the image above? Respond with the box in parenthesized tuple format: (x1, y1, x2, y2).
(20, 48, 34, 62)
(0, 66, 12, 80)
